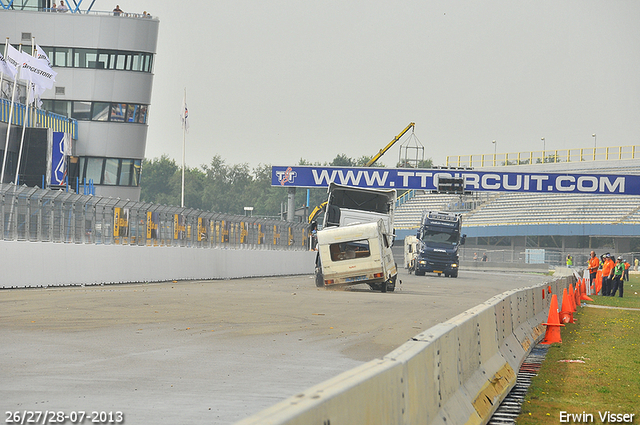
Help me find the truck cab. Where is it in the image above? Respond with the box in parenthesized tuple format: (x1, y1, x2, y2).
(315, 220, 397, 292)
(415, 211, 466, 278)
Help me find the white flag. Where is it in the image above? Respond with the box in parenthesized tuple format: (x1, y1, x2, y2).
(20, 54, 57, 90)
(28, 82, 45, 108)
(181, 94, 189, 132)
(5, 44, 25, 74)
(0, 52, 17, 79)
(35, 44, 52, 68)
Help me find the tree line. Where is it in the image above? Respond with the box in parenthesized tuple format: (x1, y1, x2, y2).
(140, 154, 433, 218)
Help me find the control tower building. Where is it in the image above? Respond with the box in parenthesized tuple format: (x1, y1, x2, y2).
(0, 1, 159, 200)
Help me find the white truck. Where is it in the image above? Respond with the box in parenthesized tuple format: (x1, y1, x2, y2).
(322, 182, 396, 245)
(403, 235, 419, 274)
(314, 184, 398, 292)
(315, 220, 397, 292)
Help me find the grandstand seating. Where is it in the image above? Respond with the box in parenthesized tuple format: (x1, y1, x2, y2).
(394, 191, 640, 229)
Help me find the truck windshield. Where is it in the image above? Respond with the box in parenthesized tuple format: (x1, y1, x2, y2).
(421, 229, 458, 245)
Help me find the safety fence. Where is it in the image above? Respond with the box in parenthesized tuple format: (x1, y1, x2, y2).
(0, 183, 310, 250)
(446, 145, 640, 168)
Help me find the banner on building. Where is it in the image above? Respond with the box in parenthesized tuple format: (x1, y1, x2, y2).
(271, 165, 636, 195)
(50, 132, 67, 186)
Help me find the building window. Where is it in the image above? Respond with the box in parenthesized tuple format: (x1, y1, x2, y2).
(72, 101, 92, 120)
(85, 157, 103, 183)
(110, 103, 126, 122)
(54, 47, 73, 67)
(132, 160, 141, 186)
(79, 157, 142, 187)
(92, 102, 110, 121)
(41, 100, 148, 124)
(1, 45, 155, 73)
(119, 159, 133, 186)
(103, 158, 119, 185)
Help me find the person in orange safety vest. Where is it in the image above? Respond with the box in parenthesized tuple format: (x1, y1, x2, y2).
(601, 254, 615, 296)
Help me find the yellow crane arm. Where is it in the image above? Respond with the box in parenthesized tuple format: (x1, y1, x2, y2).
(365, 122, 415, 167)
(308, 201, 327, 223)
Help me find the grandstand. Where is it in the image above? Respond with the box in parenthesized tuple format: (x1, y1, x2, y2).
(394, 154, 640, 264)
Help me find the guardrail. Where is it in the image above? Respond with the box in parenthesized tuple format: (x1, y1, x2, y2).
(237, 275, 574, 425)
(0, 183, 310, 250)
(446, 145, 640, 168)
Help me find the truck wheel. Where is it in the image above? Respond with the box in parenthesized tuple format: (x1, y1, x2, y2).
(315, 268, 324, 288)
(415, 270, 425, 276)
(386, 275, 396, 292)
(437, 273, 442, 277)
(451, 270, 458, 278)
(381, 280, 388, 293)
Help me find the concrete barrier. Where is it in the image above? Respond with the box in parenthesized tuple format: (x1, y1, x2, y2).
(236, 275, 575, 425)
(461, 260, 549, 273)
(0, 240, 315, 288)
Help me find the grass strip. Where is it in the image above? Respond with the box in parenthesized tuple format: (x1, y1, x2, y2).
(516, 274, 640, 424)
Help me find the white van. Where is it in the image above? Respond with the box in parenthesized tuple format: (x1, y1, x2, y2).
(315, 220, 397, 292)
(404, 235, 419, 274)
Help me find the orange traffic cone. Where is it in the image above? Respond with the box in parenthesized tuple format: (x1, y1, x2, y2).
(541, 294, 564, 344)
(559, 288, 575, 324)
(580, 279, 594, 302)
(568, 284, 577, 312)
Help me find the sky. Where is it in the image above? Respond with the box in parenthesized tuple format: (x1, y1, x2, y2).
(110, 0, 640, 170)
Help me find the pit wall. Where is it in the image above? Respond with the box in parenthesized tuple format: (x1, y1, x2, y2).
(0, 240, 316, 288)
(237, 275, 574, 425)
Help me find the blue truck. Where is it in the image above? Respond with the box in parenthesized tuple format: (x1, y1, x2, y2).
(414, 211, 466, 278)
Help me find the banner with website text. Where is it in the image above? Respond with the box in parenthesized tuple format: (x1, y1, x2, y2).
(271, 166, 638, 195)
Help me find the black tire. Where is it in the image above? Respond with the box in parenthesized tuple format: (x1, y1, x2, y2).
(437, 273, 442, 277)
(314, 254, 324, 287)
(315, 269, 324, 287)
(386, 275, 396, 292)
(451, 270, 459, 278)
(415, 270, 425, 276)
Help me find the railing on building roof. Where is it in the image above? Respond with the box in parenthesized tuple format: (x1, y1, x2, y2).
(446, 146, 640, 168)
(0, 97, 78, 139)
(0, 1, 158, 19)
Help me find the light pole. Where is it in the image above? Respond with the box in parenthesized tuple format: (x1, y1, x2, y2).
(541, 137, 545, 152)
(492, 140, 496, 166)
(592, 133, 596, 160)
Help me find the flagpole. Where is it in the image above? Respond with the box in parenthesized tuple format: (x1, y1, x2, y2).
(1, 43, 21, 184)
(15, 81, 32, 185)
(0, 39, 8, 97)
(181, 87, 186, 208)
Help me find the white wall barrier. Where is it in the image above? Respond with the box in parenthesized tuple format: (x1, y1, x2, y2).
(236, 275, 574, 425)
(0, 240, 316, 288)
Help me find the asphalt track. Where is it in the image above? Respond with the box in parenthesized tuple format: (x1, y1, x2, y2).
(0, 269, 550, 424)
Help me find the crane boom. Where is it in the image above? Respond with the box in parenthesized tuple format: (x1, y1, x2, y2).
(365, 122, 415, 167)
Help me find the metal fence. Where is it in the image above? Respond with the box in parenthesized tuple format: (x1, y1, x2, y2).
(0, 183, 310, 250)
(446, 145, 640, 168)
